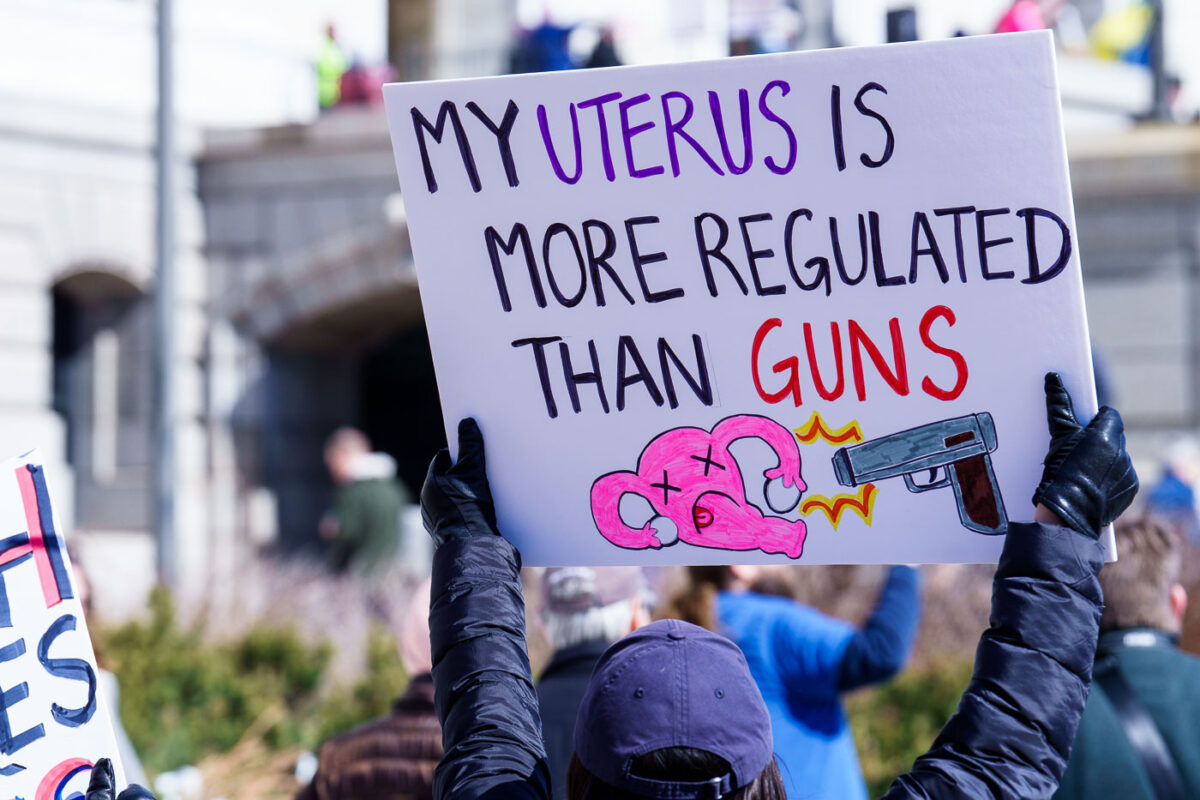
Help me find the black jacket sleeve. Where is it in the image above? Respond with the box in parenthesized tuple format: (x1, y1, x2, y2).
(880, 522, 1104, 800)
(429, 535, 551, 800)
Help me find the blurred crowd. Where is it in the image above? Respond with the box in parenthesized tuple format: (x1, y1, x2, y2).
(81, 408, 1200, 799)
(312, 2, 1194, 121)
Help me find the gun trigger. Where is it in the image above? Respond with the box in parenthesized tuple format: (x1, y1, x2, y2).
(904, 467, 951, 493)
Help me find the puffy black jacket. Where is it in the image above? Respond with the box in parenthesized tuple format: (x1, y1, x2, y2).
(430, 522, 1103, 800)
(430, 535, 551, 800)
(880, 522, 1104, 798)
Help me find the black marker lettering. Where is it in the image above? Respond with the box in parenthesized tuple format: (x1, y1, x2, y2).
(485, 223, 542, 311)
(411, 101, 480, 193)
(583, 219, 635, 307)
(466, 100, 521, 188)
(854, 82, 894, 168)
(740, 213, 785, 295)
(626, 216, 683, 303)
(512, 336, 563, 418)
(694, 212, 749, 297)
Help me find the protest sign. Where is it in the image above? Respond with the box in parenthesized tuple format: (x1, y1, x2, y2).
(0, 452, 124, 798)
(383, 31, 1105, 566)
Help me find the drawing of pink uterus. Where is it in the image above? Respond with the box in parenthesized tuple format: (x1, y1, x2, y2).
(590, 415, 807, 558)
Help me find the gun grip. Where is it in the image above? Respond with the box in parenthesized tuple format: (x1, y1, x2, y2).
(948, 454, 1007, 534)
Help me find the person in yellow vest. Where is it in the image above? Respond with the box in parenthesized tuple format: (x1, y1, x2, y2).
(317, 23, 347, 111)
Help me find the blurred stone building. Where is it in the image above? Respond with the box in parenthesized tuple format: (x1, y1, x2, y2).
(3, 0, 1200, 618)
(0, 0, 725, 614)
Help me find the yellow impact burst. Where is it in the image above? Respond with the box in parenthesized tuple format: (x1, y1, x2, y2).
(801, 484, 878, 528)
(793, 411, 864, 446)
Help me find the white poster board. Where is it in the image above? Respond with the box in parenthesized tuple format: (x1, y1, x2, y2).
(384, 31, 1103, 566)
(0, 452, 125, 798)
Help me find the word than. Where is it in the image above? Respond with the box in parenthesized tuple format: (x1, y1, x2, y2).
(512, 333, 713, 419)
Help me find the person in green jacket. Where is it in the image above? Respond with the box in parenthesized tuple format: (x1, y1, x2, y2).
(1055, 515, 1200, 799)
(322, 427, 408, 577)
(316, 23, 347, 111)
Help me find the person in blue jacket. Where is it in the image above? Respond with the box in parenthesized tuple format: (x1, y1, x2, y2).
(416, 373, 1138, 799)
(665, 560, 919, 799)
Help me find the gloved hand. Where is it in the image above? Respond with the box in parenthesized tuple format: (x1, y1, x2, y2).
(1031, 372, 1138, 538)
(421, 417, 499, 546)
(86, 758, 157, 800)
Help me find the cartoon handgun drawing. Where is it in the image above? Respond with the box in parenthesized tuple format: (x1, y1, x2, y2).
(831, 412, 1007, 535)
(591, 415, 808, 558)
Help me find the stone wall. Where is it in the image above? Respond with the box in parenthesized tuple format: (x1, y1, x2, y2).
(200, 109, 420, 551)
(1070, 125, 1200, 468)
(0, 93, 209, 615)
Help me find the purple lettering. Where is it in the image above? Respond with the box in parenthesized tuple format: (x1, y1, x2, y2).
(538, 103, 583, 184)
(758, 80, 796, 175)
(662, 91, 725, 177)
(619, 93, 665, 179)
(708, 89, 753, 175)
(577, 91, 623, 182)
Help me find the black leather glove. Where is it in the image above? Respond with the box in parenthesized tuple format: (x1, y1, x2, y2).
(86, 758, 157, 800)
(1031, 372, 1138, 538)
(421, 417, 499, 546)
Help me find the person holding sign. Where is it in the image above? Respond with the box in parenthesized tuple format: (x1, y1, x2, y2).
(1054, 517, 1200, 800)
(420, 373, 1137, 799)
(662, 562, 919, 800)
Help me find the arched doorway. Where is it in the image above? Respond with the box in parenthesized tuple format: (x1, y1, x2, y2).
(255, 282, 444, 553)
(51, 268, 152, 533)
(359, 324, 446, 495)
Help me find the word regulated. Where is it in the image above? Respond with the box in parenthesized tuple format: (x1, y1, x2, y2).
(482, 204, 1072, 315)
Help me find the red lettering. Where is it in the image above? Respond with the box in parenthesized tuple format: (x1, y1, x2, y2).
(751, 318, 802, 405)
(919, 304, 969, 400)
(803, 321, 845, 400)
(751, 307, 966, 406)
(848, 317, 909, 401)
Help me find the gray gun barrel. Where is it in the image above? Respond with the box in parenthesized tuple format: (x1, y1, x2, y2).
(832, 413, 998, 487)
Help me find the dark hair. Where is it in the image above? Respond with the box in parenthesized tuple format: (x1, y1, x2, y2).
(567, 748, 787, 800)
(1101, 515, 1183, 633)
(659, 567, 796, 631)
(658, 567, 734, 631)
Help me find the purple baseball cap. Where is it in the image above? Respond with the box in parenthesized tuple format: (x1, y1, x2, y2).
(573, 619, 773, 798)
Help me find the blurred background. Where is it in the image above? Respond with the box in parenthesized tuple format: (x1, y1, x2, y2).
(3, 0, 1200, 797)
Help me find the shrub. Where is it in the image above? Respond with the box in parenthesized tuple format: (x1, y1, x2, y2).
(847, 659, 974, 796)
(99, 588, 341, 775)
(311, 625, 410, 746)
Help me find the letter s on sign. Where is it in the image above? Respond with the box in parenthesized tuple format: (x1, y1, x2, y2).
(919, 305, 968, 401)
